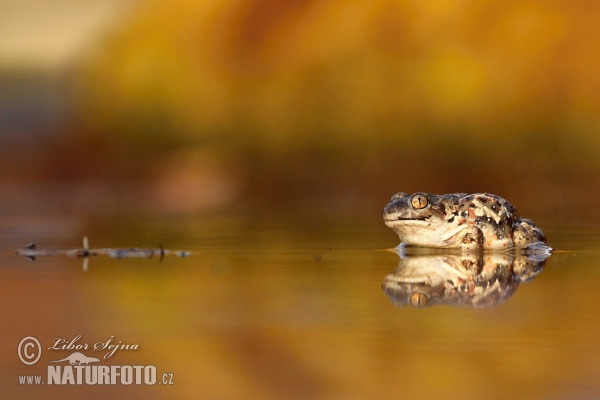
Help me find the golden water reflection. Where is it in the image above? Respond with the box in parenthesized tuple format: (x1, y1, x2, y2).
(2, 211, 600, 399)
(383, 249, 549, 308)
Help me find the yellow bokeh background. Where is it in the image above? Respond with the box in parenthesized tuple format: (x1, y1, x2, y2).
(3, 0, 600, 210)
(78, 0, 600, 146)
(58, 0, 600, 211)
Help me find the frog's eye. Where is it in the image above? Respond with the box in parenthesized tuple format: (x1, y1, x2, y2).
(411, 194, 428, 209)
(410, 292, 427, 308)
(391, 192, 408, 201)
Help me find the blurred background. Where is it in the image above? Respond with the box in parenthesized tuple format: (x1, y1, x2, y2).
(1, 0, 599, 214)
(4, 2, 600, 399)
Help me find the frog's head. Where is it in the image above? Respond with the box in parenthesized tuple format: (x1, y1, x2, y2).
(383, 192, 463, 247)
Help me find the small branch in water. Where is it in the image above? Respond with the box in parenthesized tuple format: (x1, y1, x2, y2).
(16, 236, 192, 261)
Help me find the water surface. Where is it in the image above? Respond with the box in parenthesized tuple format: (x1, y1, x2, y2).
(2, 207, 600, 399)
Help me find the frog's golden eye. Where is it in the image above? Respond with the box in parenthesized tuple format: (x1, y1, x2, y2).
(391, 192, 408, 201)
(411, 194, 428, 209)
(410, 292, 427, 308)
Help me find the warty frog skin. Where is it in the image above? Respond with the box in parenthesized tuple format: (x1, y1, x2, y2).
(383, 192, 548, 250)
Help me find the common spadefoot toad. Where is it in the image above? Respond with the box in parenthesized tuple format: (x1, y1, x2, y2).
(383, 192, 548, 250)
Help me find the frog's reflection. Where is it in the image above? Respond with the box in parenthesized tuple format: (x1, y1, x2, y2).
(382, 248, 549, 308)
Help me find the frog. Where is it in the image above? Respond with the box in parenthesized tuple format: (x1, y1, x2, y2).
(382, 192, 548, 250)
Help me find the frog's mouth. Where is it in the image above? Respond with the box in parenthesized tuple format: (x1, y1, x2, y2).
(384, 216, 432, 227)
(393, 216, 431, 222)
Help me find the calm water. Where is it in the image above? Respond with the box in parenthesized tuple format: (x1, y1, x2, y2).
(2, 205, 600, 399)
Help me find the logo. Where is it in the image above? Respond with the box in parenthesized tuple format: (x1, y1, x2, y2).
(50, 352, 100, 365)
(18, 336, 42, 365)
(17, 335, 174, 386)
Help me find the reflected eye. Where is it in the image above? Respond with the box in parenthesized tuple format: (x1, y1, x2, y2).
(411, 194, 428, 209)
(410, 293, 427, 308)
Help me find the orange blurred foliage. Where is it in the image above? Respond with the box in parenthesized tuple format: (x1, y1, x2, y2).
(62, 0, 600, 209)
(77, 0, 600, 143)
